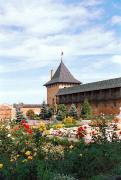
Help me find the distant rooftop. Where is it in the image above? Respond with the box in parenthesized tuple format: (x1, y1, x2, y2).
(44, 60, 81, 86)
(13, 103, 41, 108)
(56, 77, 121, 96)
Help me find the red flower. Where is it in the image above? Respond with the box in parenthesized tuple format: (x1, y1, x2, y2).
(23, 123, 30, 129)
(119, 131, 121, 135)
(21, 120, 26, 124)
(78, 126, 83, 131)
(27, 129, 33, 134)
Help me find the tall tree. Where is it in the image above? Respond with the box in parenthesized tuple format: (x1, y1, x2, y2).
(41, 101, 48, 120)
(57, 104, 67, 119)
(46, 106, 53, 119)
(69, 104, 78, 119)
(56, 110, 65, 121)
(81, 99, 92, 119)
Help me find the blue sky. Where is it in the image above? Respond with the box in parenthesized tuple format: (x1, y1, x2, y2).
(0, 0, 121, 104)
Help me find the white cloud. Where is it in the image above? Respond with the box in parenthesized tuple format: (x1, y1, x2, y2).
(0, 0, 107, 73)
(112, 16, 121, 25)
(111, 55, 121, 64)
(0, 0, 121, 104)
(80, 0, 104, 6)
(0, 25, 121, 73)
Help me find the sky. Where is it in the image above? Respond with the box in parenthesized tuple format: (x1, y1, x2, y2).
(0, 0, 121, 104)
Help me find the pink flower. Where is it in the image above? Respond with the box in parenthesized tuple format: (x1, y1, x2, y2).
(92, 130, 97, 135)
(15, 126, 19, 131)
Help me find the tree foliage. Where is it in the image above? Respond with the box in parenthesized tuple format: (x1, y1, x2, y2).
(56, 110, 65, 121)
(56, 104, 67, 121)
(69, 104, 78, 119)
(26, 109, 35, 119)
(41, 101, 48, 120)
(41, 102, 53, 120)
(81, 99, 92, 119)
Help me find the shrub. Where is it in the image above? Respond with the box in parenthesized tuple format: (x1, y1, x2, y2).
(39, 122, 46, 132)
(26, 109, 35, 120)
(63, 117, 75, 126)
(53, 123, 64, 129)
(46, 107, 53, 119)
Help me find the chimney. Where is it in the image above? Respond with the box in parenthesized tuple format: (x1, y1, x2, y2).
(50, 69, 54, 80)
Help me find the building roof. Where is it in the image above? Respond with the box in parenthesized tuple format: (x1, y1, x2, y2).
(13, 104, 41, 108)
(22, 104, 41, 108)
(56, 77, 121, 96)
(44, 60, 81, 86)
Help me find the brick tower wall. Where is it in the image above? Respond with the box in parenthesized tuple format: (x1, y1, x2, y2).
(47, 83, 78, 105)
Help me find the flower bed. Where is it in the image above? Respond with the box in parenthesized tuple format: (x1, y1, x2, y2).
(1, 119, 121, 179)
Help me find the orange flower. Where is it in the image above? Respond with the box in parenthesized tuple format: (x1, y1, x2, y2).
(28, 156, 33, 160)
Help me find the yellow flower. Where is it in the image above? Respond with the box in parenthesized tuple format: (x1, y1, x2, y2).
(16, 154, 20, 158)
(44, 130, 50, 135)
(22, 159, 27, 163)
(25, 151, 31, 156)
(27, 156, 33, 160)
(10, 159, 14, 162)
(69, 145, 74, 149)
(0, 164, 3, 169)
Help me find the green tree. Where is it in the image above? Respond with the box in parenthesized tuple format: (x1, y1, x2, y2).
(16, 111, 25, 123)
(46, 107, 53, 119)
(56, 110, 65, 121)
(57, 104, 67, 118)
(41, 101, 48, 120)
(69, 104, 78, 119)
(26, 109, 35, 119)
(81, 99, 92, 119)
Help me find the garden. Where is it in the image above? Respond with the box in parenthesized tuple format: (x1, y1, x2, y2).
(1, 100, 121, 180)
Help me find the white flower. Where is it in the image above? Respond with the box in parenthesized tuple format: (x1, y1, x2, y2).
(11, 137, 15, 140)
(6, 125, 10, 129)
(7, 134, 11, 137)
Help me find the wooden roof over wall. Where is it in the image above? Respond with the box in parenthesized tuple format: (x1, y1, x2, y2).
(56, 77, 121, 96)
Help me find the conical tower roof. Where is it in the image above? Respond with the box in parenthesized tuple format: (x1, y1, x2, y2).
(44, 60, 81, 86)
